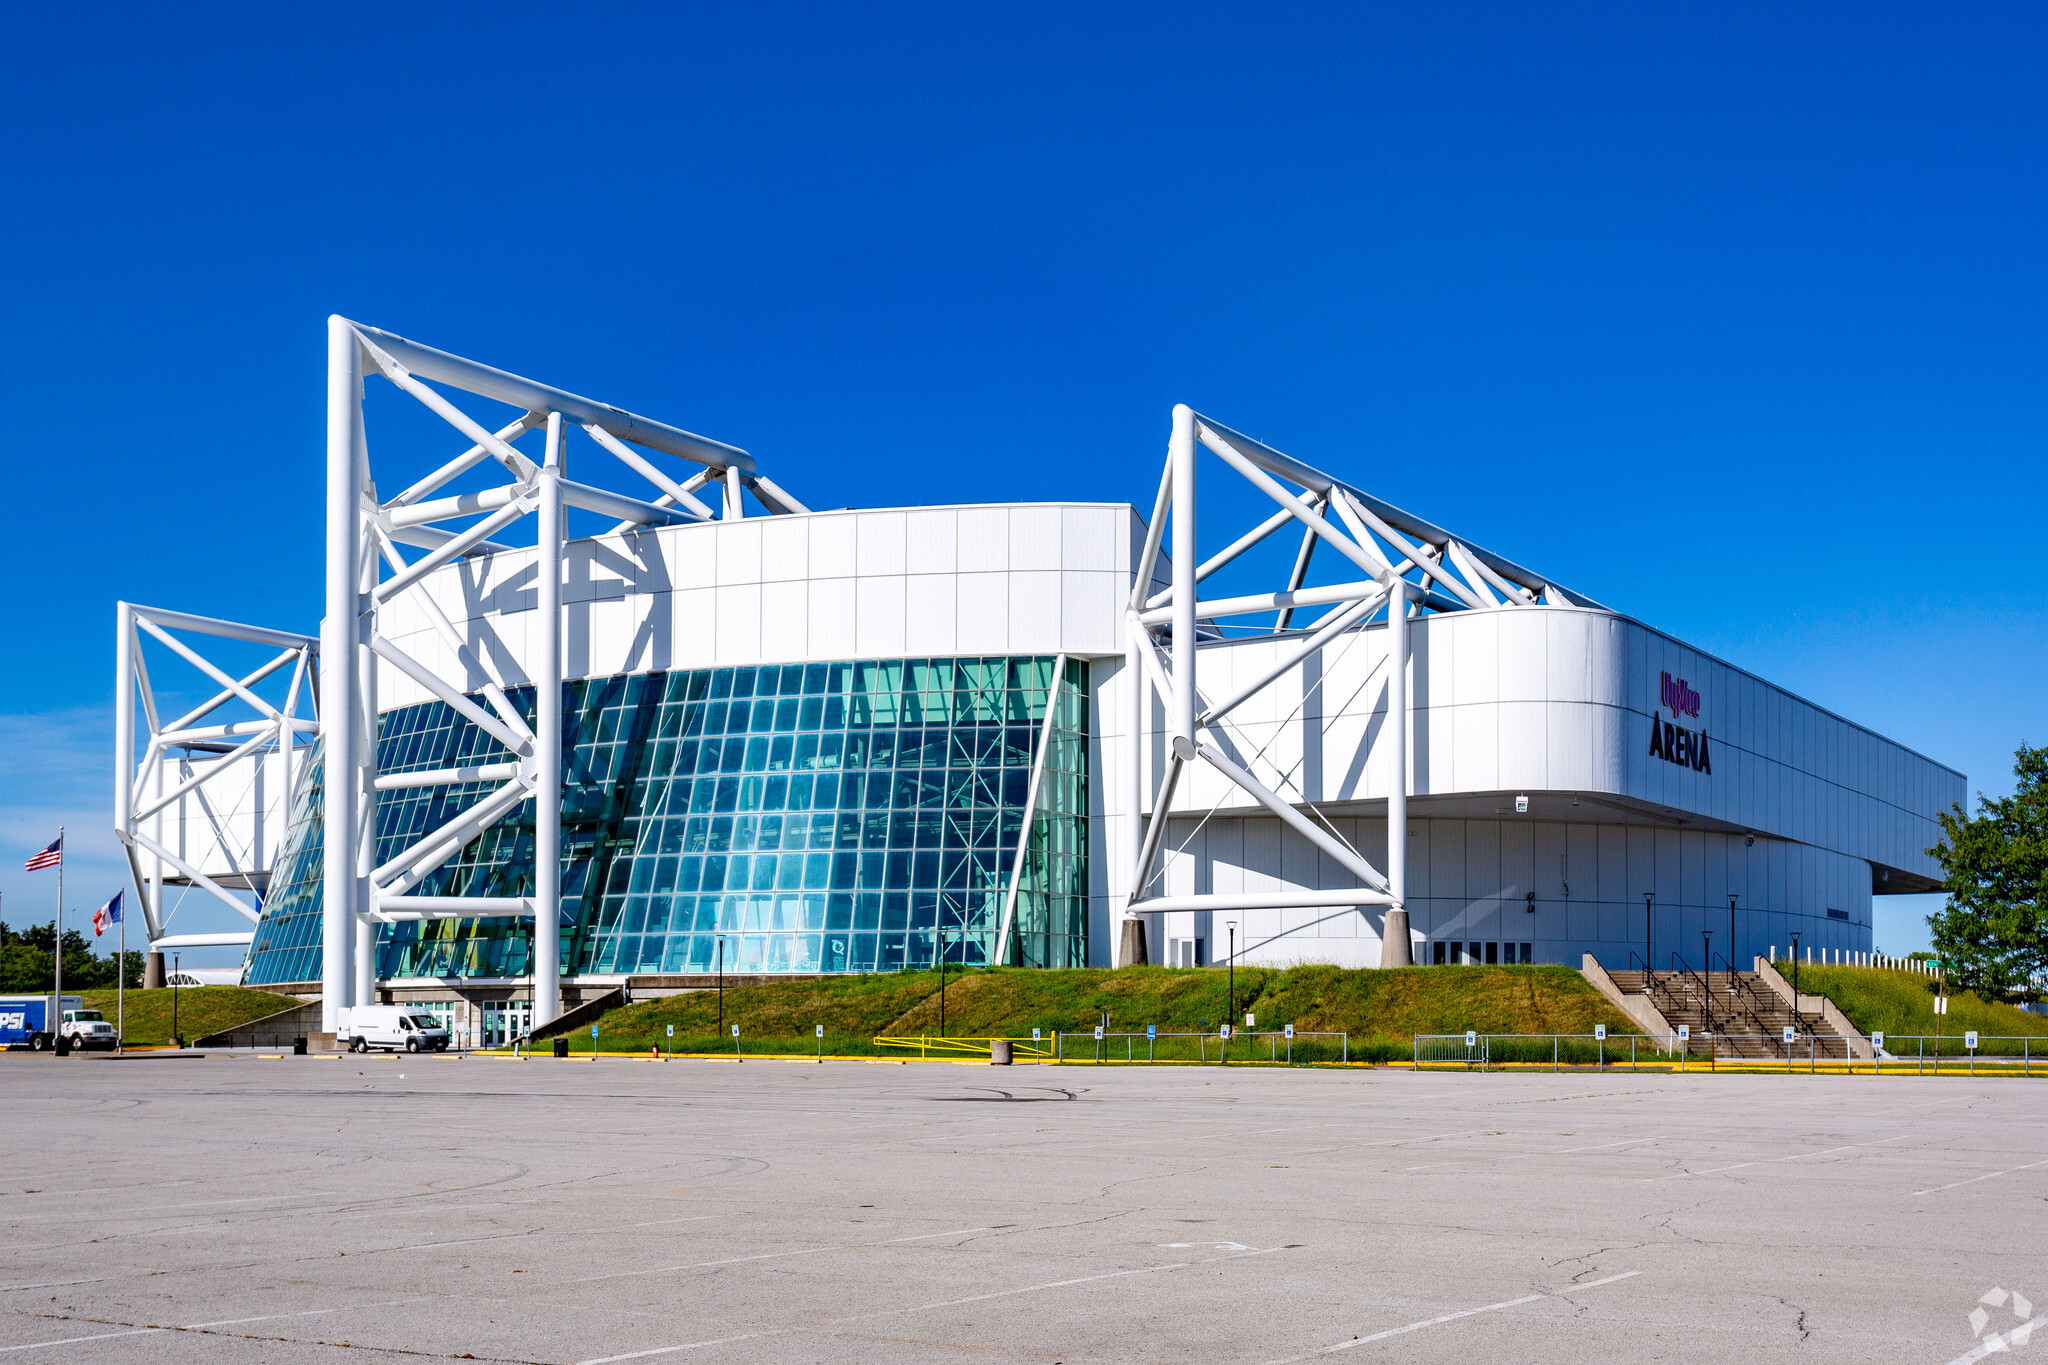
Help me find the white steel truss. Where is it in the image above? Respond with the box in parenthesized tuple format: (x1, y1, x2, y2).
(1123, 404, 1602, 967)
(320, 317, 801, 1033)
(114, 604, 320, 958)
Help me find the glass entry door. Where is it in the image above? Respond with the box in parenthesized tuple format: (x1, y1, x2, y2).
(481, 1000, 532, 1048)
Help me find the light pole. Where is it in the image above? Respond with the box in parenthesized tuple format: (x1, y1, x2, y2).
(1227, 921, 1237, 1026)
(1701, 929, 1713, 1039)
(1643, 893, 1654, 972)
(172, 952, 180, 1047)
(716, 936, 724, 1036)
(938, 925, 948, 1038)
(1788, 931, 1801, 1015)
(1727, 893, 1738, 989)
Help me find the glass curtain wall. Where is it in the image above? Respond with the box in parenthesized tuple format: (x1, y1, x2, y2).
(244, 656, 1088, 985)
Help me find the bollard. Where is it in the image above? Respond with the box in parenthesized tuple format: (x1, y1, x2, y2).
(991, 1038, 1013, 1065)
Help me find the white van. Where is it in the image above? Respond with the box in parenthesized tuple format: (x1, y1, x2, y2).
(339, 1005, 452, 1054)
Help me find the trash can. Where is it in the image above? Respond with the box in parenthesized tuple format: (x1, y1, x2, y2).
(553, 1037, 569, 1058)
(292, 1036, 308, 1056)
(990, 1039, 1013, 1065)
(54, 1035, 72, 1057)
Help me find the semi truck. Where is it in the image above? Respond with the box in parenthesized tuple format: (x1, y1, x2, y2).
(0, 995, 83, 1051)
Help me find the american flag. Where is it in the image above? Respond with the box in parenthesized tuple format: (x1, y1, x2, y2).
(25, 835, 61, 872)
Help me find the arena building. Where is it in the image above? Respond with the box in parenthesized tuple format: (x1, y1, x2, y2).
(112, 320, 1964, 1039)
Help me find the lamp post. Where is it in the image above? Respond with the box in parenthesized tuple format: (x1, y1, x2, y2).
(1701, 929, 1713, 1040)
(1788, 931, 1801, 1016)
(1727, 893, 1738, 989)
(938, 926, 948, 1039)
(1226, 920, 1237, 1026)
(172, 952, 180, 1047)
(1643, 893, 1654, 972)
(716, 936, 724, 1036)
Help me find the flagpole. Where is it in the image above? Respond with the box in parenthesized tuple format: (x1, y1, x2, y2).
(117, 894, 125, 1055)
(54, 826, 64, 1040)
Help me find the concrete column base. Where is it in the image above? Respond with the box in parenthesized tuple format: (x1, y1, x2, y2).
(1119, 917, 1148, 967)
(144, 951, 165, 990)
(1381, 909, 1412, 967)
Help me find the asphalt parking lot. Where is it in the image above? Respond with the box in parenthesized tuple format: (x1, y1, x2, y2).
(1, 1054, 2041, 1363)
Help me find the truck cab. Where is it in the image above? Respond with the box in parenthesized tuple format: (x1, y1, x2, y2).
(61, 1009, 118, 1050)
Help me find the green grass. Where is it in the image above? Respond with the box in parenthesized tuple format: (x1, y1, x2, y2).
(77, 986, 301, 1046)
(551, 964, 1636, 1062)
(1768, 963, 2048, 1052)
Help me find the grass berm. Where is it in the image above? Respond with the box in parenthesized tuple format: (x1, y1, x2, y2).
(554, 963, 1634, 1061)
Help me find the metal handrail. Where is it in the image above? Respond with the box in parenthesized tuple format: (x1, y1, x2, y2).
(1662, 951, 1717, 1037)
(1709, 951, 1784, 1054)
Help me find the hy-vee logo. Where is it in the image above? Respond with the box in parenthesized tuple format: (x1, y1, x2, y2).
(1652, 671, 1711, 774)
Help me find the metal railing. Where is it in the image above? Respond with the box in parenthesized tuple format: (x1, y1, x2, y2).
(1415, 1033, 2046, 1075)
(1873, 1036, 2041, 1076)
(1053, 1030, 1350, 1065)
(872, 1036, 1054, 1061)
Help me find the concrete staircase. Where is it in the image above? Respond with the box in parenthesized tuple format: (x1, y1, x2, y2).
(1586, 957, 1866, 1060)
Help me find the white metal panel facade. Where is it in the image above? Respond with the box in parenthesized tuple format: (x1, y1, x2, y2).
(374, 503, 1147, 705)
(368, 497, 1956, 974)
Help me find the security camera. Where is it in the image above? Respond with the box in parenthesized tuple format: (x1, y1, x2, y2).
(1745, 834, 1755, 847)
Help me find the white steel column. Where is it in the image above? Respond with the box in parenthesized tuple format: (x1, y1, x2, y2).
(321, 315, 362, 1032)
(1380, 576, 1412, 967)
(1123, 631, 1145, 964)
(1168, 404, 1197, 749)
(533, 412, 564, 1027)
(113, 602, 133, 883)
(355, 512, 378, 1009)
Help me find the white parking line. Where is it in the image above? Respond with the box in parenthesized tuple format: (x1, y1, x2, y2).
(1914, 1157, 2048, 1197)
(558, 1226, 997, 1285)
(1946, 1314, 2044, 1364)
(1406, 1136, 1668, 1171)
(0, 1278, 109, 1295)
(575, 1243, 1294, 1364)
(2, 1191, 341, 1222)
(1648, 1135, 1910, 1181)
(0, 1328, 160, 1354)
(1267, 1270, 1640, 1361)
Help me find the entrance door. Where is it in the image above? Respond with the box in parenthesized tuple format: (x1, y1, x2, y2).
(481, 1000, 532, 1048)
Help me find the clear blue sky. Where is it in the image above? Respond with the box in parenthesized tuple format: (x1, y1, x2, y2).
(3, 4, 2042, 962)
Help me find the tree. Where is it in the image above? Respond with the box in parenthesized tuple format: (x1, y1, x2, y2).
(1928, 742, 2048, 1001)
(0, 922, 143, 992)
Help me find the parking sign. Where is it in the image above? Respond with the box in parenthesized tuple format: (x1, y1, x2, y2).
(1146, 1024, 1156, 1040)
(1678, 1024, 1690, 1041)
(1783, 1025, 1796, 1043)
(1284, 1024, 1294, 1039)
(1465, 1030, 1476, 1047)
(1871, 1031, 1883, 1050)
(1595, 1024, 1606, 1041)
(731, 1024, 739, 1037)
(816, 1024, 824, 1038)
(1093, 1025, 1103, 1040)
(666, 1024, 673, 1037)
(1966, 1030, 1979, 1049)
